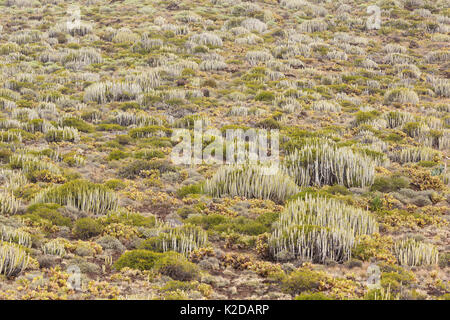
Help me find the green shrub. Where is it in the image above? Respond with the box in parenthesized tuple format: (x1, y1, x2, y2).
(33, 180, 118, 215)
(62, 117, 94, 133)
(96, 123, 124, 131)
(107, 149, 129, 161)
(176, 184, 203, 198)
(295, 292, 334, 300)
(438, 252, 450, 269)
(154, 251, 200, 281)
(23, 203, 72, 227)
(114, 249, 162, 271)
(119, 160, 176, 178)
(133, 149, 165, 160)
(325, 185, 351, 195)
(102, 209, 156, 227)
(380, 271, 414, 293)
(73, 217, 103, 239)
(371, 176, 409, 193)
(104, 179, 126, 191)
(282, 268, 324, 295)
(129, 126, 172, 139)
(255, 91, 275, 102)
(187, 211, 278, 236)
(354, 110, 381, 126)
(256, 118, 281, 130)
(115, 135, 132, 145)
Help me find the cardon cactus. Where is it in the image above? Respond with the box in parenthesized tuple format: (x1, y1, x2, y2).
(269, 195, 378, 263)
(0, 242, 29, 277)
(204, 164, 300, 203)
(283, 138, 375, 188)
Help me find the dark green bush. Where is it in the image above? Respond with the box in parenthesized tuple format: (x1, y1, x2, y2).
(96, 123, 124, 131)
(256, 118, 281, 130)
(104, 179, 126, 191)
(281, 269, 323, 295)
(24, 203, 72, 227)
(133, 149, 165, 160)
(295, 292, 334, 300)
(73, 217, 103, 239)
(114, 249, 162, 271)
(107, 149, 129, 161)
(254, 91, 275, 102)
(119, 160, 176, 178)
(154, 251, 200, 281)
(176, 184, 203, 198)
(371, 176, 409, 193)
(186, 211, 277, 236)
(62, 117, 94, 133)
(103, 210, 156, 227)
(114, 250, 199, 281)
(438, 252, 450, 269)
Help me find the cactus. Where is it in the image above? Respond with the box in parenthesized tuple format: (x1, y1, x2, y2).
(283, 138, 375, 188)
(83, 81, 142, 104)
(0, 130, 22, 143)
(0, 242, 29, 277)
(394, 239, 439, 266)
(33, 180, 118, 215)
(241, 18, 267, 33)
(390, 146, 440, 164)
(269, 195, 378, 263)
(0, 192, 20, 215)
(148, 224, 208, 256)
(384, 111, 414, 129)
(45, 126, 80, 143)
(0, 226, 31, 248)
(42, 239, 66, 257)
(190, 32, 222, 47)
(384, 88, 419, 105)
(246, 50, 273, 66)
(299, 19, 328, 32)
(0, 169, 28, 191)
(199, 60, 228, 71)
(9, 153, 61, 175)
(311, 100, 341, 113)
(204, 164, 300, 203)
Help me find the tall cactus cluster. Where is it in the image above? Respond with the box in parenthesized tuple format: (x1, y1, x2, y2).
(394, 239, 439, 267)
(204, 164, 300, 203)
(33, 180, 118, 215)
(9, 153, 61, 175)
(0, 192, 20, 215)
(0, 242, 29, 277)
(42, 239, 66, 257)
(147, 224, 208, 256)
(283, 138, 375, 188)
(0, 226, 31, 248)
(389, 146, 440, 164)
(0, 169, 28, 191)
(269, 195, 378, 263)
(384, 111, 414, 128)
(44, 126, 80, 143)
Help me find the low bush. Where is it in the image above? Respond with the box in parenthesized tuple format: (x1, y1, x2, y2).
(73, 217, 103, 239)
(282, 268, 324, 295)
